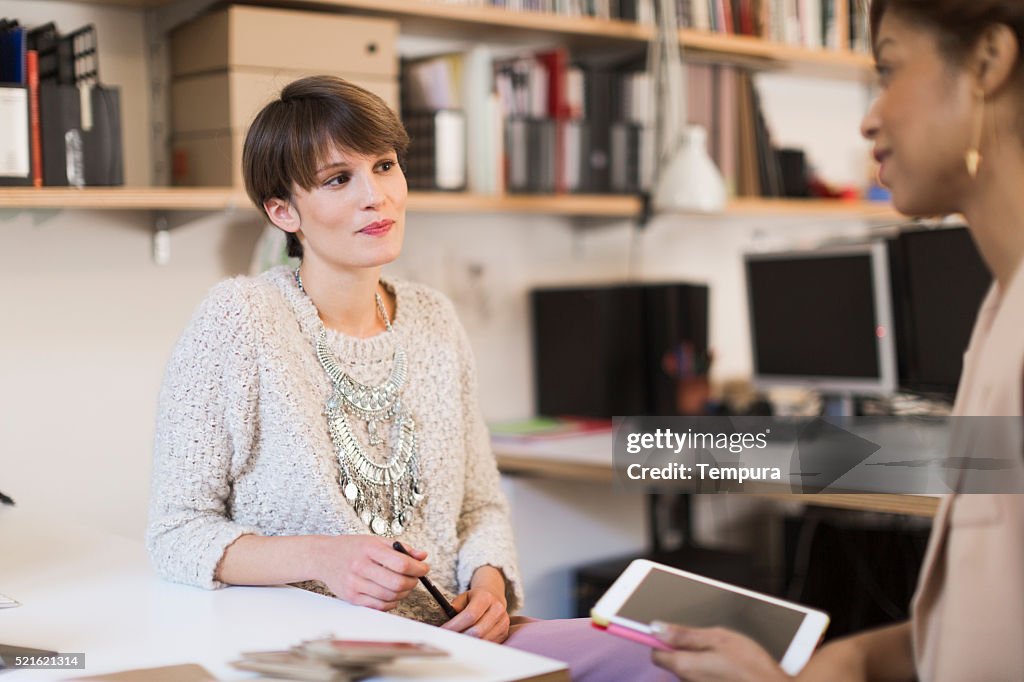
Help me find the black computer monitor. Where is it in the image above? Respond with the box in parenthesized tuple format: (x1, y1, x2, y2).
(745, 242, 897, 396)
(888, 226, 991, 396)
(531, 283, 709, 417)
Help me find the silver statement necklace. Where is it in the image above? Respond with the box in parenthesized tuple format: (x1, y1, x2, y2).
(295, 268, 423, 537)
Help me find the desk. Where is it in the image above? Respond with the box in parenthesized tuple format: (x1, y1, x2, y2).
(493, 432, 941, 518)
(0, 508, 568, 682)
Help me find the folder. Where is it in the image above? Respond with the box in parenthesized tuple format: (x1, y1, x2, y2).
(0, 83, 32, 185)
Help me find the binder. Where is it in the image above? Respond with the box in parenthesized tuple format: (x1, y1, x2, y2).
(39, 82, 123, 186)
(39, 82, 82, 186)
(561, 119, 590, 194)
(0, 83, 32, 185)
(0, 23, 26, 84)
(403, 109, 466, 191)
(505, 116, 556, 194)
(84, 85, 123, 186)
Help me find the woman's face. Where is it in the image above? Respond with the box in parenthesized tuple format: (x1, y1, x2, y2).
(861, 12, 977, 216)
(288, 145, 407, 273)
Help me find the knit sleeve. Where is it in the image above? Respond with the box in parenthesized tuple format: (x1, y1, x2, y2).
(447, 306, 524, 613)
(145, 278, 262, 589)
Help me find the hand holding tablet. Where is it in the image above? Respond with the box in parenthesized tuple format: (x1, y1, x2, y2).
(591, 559, 829, 675)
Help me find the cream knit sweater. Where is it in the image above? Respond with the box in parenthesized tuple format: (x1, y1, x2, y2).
(146, 266, 522, 624)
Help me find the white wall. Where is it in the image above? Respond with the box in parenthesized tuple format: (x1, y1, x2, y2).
(0, 0, 876, 616)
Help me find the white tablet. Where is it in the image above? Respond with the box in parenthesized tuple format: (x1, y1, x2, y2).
(591, 559, 830, 675)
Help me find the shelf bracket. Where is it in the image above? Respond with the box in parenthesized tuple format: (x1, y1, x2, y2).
(152, 212, 171, 266)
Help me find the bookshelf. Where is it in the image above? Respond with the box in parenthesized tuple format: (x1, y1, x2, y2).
(65, 0, 873, 79)
(4, 0, 883, 219)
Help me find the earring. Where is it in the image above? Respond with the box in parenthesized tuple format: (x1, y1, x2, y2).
(966, 88, 984, 179)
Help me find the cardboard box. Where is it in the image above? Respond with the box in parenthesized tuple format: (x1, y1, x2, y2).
(172, 131, 242, 187)
(170, 5, 399, 187)
(172, 70, 399, 135)
(170, 5, 397, 79)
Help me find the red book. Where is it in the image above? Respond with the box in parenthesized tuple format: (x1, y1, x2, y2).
(721, 0, 736, 34)
(739, 0, 756, 35)
(26, 50, 42, 188)
(536, 48, 570, 119)
(536, 48, 570, 193)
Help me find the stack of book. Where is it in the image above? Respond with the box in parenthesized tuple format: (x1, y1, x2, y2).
(677, 0, 871, 54)
(0, 18, 122, 188)
(495, 48, 587, 194)
(231, 638, 447, 681)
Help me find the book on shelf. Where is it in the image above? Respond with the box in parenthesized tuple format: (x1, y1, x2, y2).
(1, 16, 122, 187)
(27, 49, 41, 187)
(494, 48, 589, 194)
(0, 19, 27, 84)
(679, 0, 855, 52)
(401, 53, 469, 191)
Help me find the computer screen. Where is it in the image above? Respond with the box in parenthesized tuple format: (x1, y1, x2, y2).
(745, 242, 897, 395)
(531, 283, 708, 417)
(888, 226, 991, 396)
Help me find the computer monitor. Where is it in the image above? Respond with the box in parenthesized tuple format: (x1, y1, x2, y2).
(888, 226, 991, 396)
(745, 242, 897, 397)
(531, 283, 709, 418)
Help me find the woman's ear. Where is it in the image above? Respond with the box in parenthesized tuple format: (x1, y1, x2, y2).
(263, 197, 301, 233)
(973, 23, 1020, 96)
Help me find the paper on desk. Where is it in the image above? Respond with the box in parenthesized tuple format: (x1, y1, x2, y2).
(69, 663, 217, 681)
(491, 431, 613, 464)
(0, 592, 18, 608)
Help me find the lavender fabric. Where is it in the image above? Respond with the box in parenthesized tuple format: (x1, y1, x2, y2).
(505, 617, 675, 682)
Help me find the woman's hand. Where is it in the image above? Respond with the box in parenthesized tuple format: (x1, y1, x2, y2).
(441, 565, 510, 643)
(650, 622, 791, 682)
(310, 535, 429, 611)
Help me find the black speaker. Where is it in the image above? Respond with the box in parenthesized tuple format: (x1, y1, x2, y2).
(531, 282, 709, 418)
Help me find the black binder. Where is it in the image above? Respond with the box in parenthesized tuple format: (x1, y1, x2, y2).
(39, 82, 122, 186)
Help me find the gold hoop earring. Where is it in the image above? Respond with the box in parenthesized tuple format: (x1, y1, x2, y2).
(966, 88, 984, 179)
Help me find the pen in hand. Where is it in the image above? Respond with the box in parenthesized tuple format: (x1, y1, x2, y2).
(393, 541, 458, 620)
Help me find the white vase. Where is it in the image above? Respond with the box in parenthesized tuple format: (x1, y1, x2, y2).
(653, 125, 728, 214)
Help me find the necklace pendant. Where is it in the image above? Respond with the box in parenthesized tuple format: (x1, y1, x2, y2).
(371, 516, 389, 535)
(360, 510, 373, 526)
(391, 518, 404, 535)
(367, 419, 383, 446)
(343, 481, 359, 502)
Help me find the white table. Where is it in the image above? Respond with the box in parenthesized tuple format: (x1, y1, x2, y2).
(0, 507, 568, 681)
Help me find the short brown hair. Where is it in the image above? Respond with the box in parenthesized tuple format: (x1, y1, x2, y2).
(242, 76, 410, 259)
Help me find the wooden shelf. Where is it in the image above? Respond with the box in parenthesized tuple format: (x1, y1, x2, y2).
(681, 29, 873, 80)
(0, 187, 247, 211)
(0, 188, 898, 219)
(725, 198, 900, 220)
(407, 192, 642, 216)
(65, 0, 872, 77)
(0, 187, 640, 216)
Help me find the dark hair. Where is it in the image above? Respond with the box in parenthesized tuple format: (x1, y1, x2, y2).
(242, 76, 410, 259)
(870, 0, 1024, 70)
